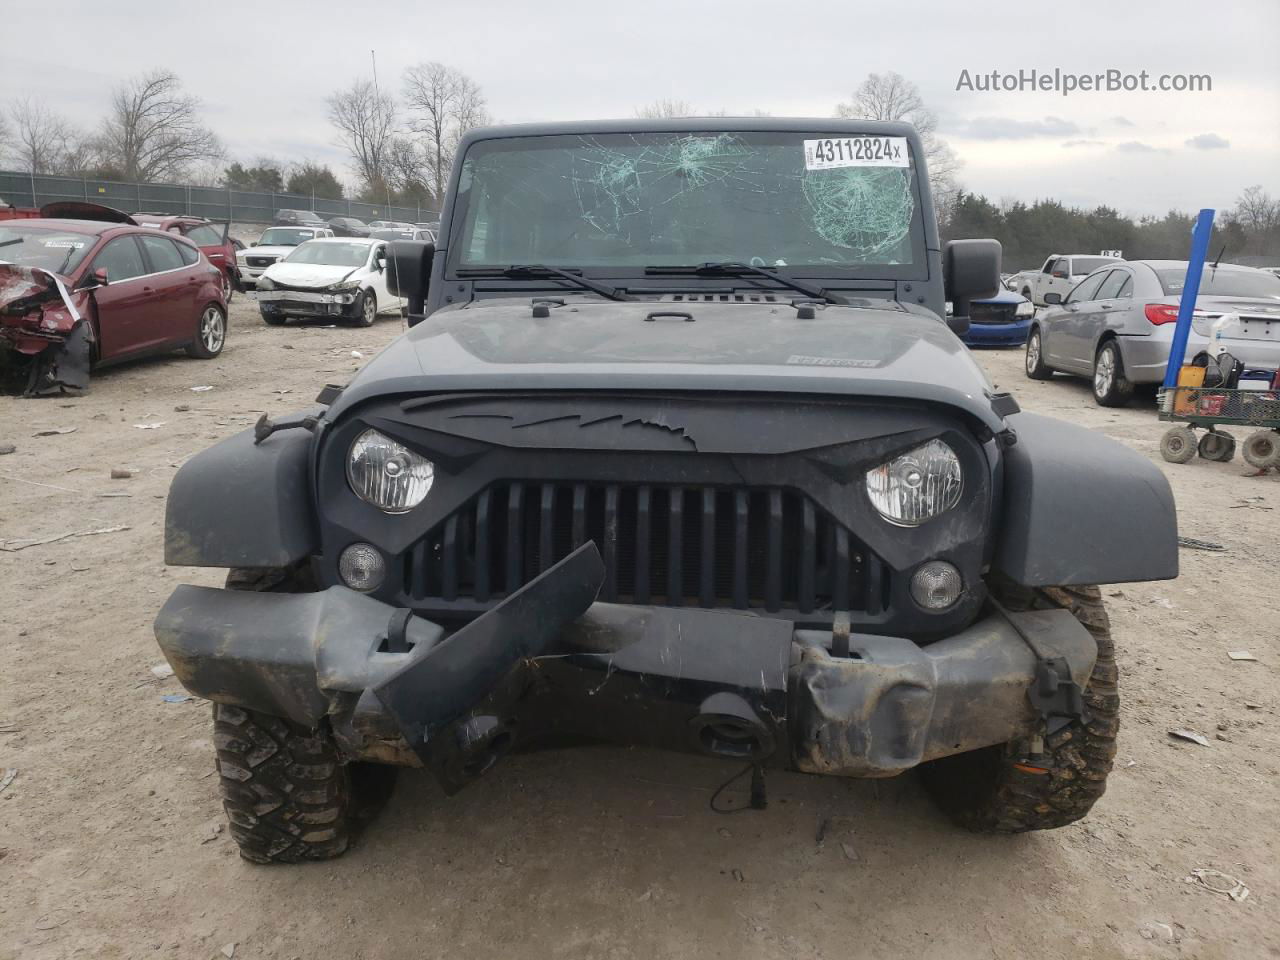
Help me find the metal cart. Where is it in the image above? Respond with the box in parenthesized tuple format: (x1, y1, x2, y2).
(1158, 386, 1280, 467)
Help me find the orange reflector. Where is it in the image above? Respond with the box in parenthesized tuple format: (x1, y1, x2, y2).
(1013, 762, 1050, 775)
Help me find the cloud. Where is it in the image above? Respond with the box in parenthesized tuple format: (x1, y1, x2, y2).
(955, 115, 1081, 140)
(1111, 116, 1135, 127)
(1185, 132, 1230, 150)
(1116, 140, 1161, 153)
(1062, 139, 1105, 148)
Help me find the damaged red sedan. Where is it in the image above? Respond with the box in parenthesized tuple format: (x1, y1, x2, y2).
(0, 215, 227, 395)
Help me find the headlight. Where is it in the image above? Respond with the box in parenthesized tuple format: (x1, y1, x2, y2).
(1015, 300, 1034, 318)
(347, 429, 434, 513)
(329, 279, 360, 292)
(257, 276, 275, 290)
(865, 439, 963, 526)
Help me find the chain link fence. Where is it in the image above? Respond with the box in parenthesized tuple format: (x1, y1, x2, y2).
(0, 170, 436, 225)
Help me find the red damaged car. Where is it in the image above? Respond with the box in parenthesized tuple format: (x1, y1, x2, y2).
(0, 204, 227, 395)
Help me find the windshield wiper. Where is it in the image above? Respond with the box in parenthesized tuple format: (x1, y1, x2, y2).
(0, 238, 23, 249)
(645, 262, 848, 304)
(457, 265, 635, 301)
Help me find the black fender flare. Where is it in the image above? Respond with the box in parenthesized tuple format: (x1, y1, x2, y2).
(165, 426, 316, 567)
(994, 412, 1178, 586)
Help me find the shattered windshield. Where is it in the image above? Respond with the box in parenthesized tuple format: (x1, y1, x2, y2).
(451, 131, 924, 275)
(0, 226, 96, 276)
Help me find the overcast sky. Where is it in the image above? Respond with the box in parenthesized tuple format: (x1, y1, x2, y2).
(4, 0, 1277, 217)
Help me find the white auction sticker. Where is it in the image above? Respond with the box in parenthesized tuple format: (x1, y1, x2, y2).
(804, 137, 909, 170)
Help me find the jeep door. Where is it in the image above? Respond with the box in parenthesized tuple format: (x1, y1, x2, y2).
(368, 242, 402, 309)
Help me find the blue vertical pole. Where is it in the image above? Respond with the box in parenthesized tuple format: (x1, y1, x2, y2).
(1161, 208, 1216, 389)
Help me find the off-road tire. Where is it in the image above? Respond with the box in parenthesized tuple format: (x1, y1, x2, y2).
(1024, 327, 1053, 380)
(1160, 426, 1197, 464)
(1092, 340, 1134, 407)
(920, 581, 1119, 833)
(1197, 430, 1236, 462)
(1242, 429, 1279, 469)
(213, 703, 352, 864)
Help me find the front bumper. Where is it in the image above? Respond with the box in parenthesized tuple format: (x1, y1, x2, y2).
(257, 288, 362, 318)
(963, 317, 1032, 347)
(154, 545, 1095, 793)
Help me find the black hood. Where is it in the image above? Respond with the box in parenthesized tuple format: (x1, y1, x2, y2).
(326, 298, 1007, 429)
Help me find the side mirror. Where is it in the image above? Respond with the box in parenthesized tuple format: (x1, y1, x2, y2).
(385, 239, 435, 320)
(1043, 292, 1063, 305)
(82, 267, 109, 289)
(943, 238, 1000, 330)
(250, 241, 258, 247)
(1051, 270, 1068, 279)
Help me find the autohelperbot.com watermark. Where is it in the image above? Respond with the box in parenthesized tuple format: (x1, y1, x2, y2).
(956, 68, 1212, 96)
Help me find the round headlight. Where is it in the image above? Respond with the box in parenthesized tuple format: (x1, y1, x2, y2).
(865, 439, 962, 526)
(347, 429, 434, 513)
(910, 560, 963, 610)
(339, 542, 385, 592)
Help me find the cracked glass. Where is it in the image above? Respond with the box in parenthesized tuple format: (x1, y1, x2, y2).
(451, 131, 922, 273)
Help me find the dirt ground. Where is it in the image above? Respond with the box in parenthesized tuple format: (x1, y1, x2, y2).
(1, 298, 1276, 960)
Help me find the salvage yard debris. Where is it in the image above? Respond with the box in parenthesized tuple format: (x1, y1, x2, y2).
(1184, 868, 1250, 902)
(1226, 650, 1258, 661)
(0, 769, 16, 794)
(1168, 729, 1212, 747)
(0, 524, 129, 552)
(1176, 536, 1226, 551)
(33, 427, 76, 437)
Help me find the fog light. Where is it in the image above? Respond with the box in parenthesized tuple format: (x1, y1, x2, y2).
(339, 542, 385, 592)
(910, 560, 963, 610)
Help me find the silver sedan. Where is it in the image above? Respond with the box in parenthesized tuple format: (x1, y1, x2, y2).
(1024, 260, 1280, 405)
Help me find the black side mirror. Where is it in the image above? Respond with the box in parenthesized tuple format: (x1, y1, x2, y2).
(943, 238, 1000, 333)
(1043, 292, 1063, 305)
(385, 239, 435, 320)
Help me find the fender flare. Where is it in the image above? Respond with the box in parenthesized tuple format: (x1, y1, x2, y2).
(164, 425, 317, 567)
(994, 412, 1178, 586)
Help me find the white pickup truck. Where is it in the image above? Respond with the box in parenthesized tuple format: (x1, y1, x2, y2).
(1016, 254, 1123, 306)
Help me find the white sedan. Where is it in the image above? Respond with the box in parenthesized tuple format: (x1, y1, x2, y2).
(255, 237, 405, 326)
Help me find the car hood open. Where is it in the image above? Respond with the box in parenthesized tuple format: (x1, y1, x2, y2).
(326, 297, 1010, 430)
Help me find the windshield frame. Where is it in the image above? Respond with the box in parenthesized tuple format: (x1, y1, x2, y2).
(442, 123, 932, 285)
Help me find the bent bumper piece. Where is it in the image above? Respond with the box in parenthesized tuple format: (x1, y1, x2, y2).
(154, 545, 1096, 792)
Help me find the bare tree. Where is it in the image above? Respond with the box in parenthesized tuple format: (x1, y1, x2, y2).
(98, 71, 223, 181)
(1232, 185, 1279, 235)
(327, 79, 397, 196)
(635, 99, 697, 119)
(401, 63, 489, 203)
(7, 98, 77, 174)
(835, 72, 961, 209)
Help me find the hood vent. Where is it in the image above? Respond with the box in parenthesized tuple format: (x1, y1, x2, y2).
(661, 293, 780, 303)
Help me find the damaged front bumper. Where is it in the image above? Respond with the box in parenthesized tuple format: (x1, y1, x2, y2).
(0, 264, 91, 393)
(257, 287, 362, 318)
(154, 545, 1096, 794)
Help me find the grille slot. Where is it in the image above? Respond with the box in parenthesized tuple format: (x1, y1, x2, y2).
(968, 301, 1018, 325)
(405, 482, 882, 615)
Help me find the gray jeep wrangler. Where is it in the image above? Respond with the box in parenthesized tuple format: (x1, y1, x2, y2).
(155, 119, 1178, 863)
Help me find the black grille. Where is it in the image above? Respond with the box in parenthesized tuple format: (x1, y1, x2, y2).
(246, 256, 277, 268)
(969, 301, 1018, 325)
(404, 483, 884, 615)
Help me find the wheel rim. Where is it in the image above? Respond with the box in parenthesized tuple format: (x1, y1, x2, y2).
(1094, 347, 1115, 396)
(1168, 435, 1186, 454)
(221, 272, 232, 299)
(364, 294, 376, 323)
(201, 307, 225, 352)
(1026, 333, 1040, 373)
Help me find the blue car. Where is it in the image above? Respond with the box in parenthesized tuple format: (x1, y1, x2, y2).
(959, 287, 1034, 347)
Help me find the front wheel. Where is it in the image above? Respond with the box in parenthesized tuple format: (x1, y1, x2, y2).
(261, 308, 286, 327)
(1024, 327, 1053, 380)
(1242, 430, 1280, 469)
(920, 582, 1119, 833)
(1092, 340, 1134, 407)
(1197, 430, 1236, 462)
(354, 289, 376, 327)
(186, 304, 226, 359)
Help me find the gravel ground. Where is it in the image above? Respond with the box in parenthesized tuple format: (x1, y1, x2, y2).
(1, 297, 1276, 960)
